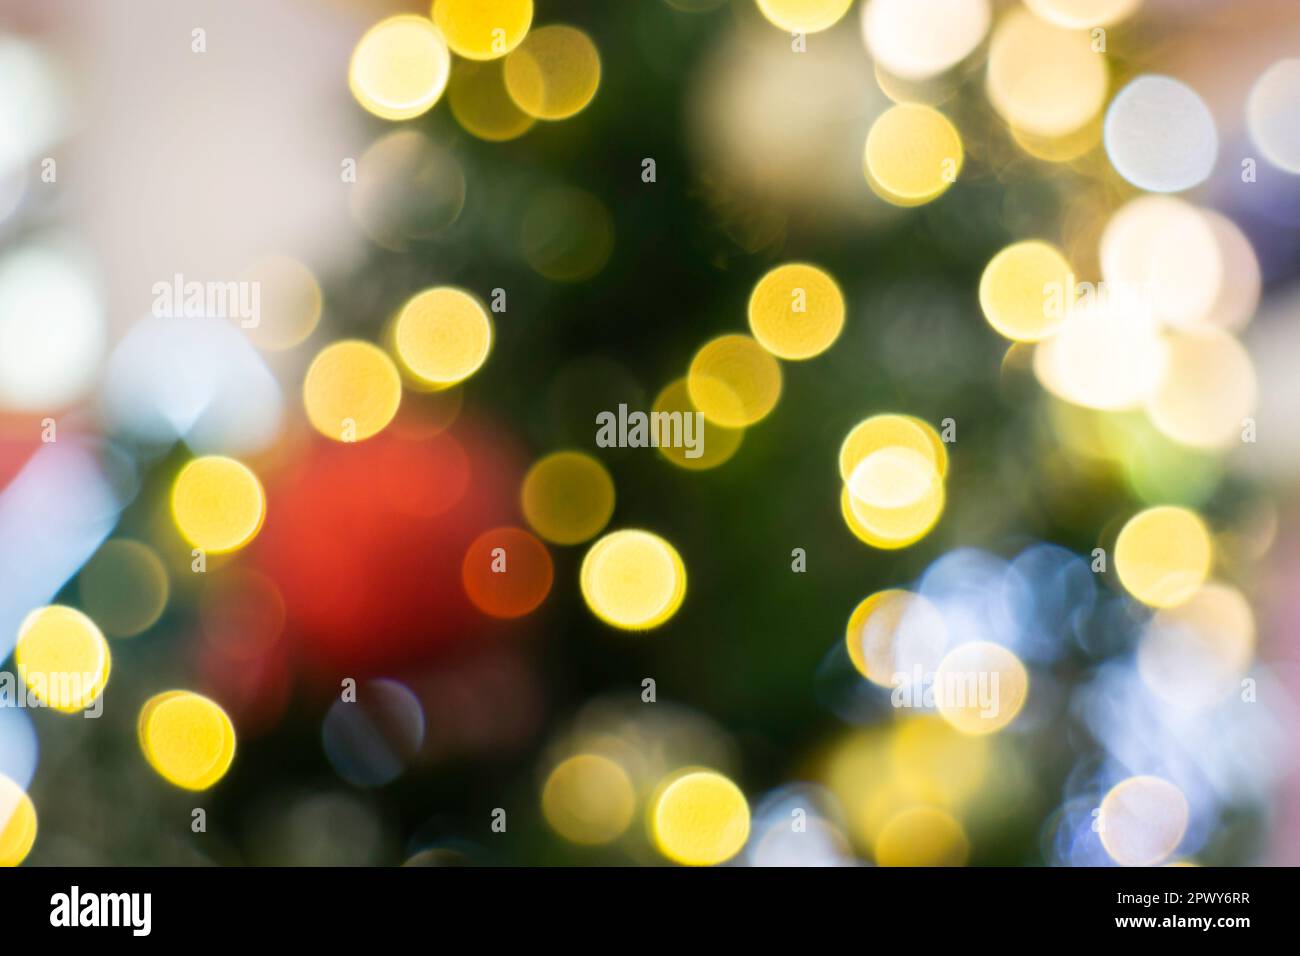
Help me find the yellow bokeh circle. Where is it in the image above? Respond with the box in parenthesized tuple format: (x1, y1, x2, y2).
(393, 287, 493, 389)
(652, 378, 744, 471)
(864, 104, 963, 207)
(303, 340, 403, 442)
(171, 456, 266, 554)
(839, 414, 947, 483)
(875, 806, 969, 866)
(1114, 506, 1213, 608)
(687, 334, 783, 428)
(932, 640, 1029, 735)
(755, 0, 854, 34)
(139, 691, 237, 791)
(845, 589, 948, 686)
(580, 529, 687, 630)
(433, 0, 533, 61)
(0, 775, 37, 867)
(748, 263, 846, 360)
(348, 15, 451, 122)
(978, 240, 1074, 342)
(542, 754, 636, 846)
(651, 770, 750, 866)
(448, 59, 535, 142)
(14, 605, 110, 714)
(504, 25, 601, 121)
(521, 451, 616, 546)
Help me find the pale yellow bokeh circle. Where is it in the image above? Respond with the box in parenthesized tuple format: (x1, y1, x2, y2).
(839, 414, 948, 482)
(0, 775, 37, 867)
(986, 9, 1107, 138)
(504, 25, 601, 121)
(864, 104, 963, 206)
(303, 340, 403, 442)
(1114, 506, 1212, 608)
(748, 263, 845, 360)
(542, 754, 635, 846)
(393, 287, 493, 388)
(978, 241, 1074, 342)
(652, 378, 744, 471)
(78, 539, 169, 638)
(875, 806, 969, 866)
(1138, 583, 1255, 710)
(1024, 0, 1142, 29)
(14, 605, 110, 713)
(848, 446, 939, 510)
(652, 770, 750, 866)
(433, 0, 533, 61)
(349, 15, 451, 122)
(755, 0, 854, 34)
(687, 334, 782, 428)
(448, 59, 535, 142)
(841, 482, 944, 550)
(240, 256, 322, 352)
(171, 456, 266, 554)
(139, 691, 236, 791)
(1098, 775, 1189, 867)
(933, 641, 1028, 735)
(1145, 326, 1256, 450)
(521, 451, 616, 546)
(580, 529, 687, 630)
(845, 589, 948, 686)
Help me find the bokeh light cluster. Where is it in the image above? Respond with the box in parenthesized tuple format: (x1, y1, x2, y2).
(1, 0, 1298, 871)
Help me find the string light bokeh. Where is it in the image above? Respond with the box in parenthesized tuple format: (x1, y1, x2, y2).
(1, 0, 1299, 869)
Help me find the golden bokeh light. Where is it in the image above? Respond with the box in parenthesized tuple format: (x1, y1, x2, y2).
(15, 605, 111, 714)
(839, 414, 947, 482)
(687, 334, 782, 428)
(521, 451, 616, 545)
(986, 9, 1107, 139)
(652, 378, 744, 470)
(504, 25, 601, 121)
(171, 456, 266, 554)
(580, 529, 687, 630)
(303, 340, 403, 442)
(1114, 506, 1213, 608)
(1033, 297, 1168, 412)
(433, 0, 533, 61)
(1098, 775, 1189, 867)
(932, 641, 1028, 735)
(542, 754, 636, 846)
(875, 805, 969, 866)
(651, 770, 750, 866)
(348, 15, 451, 122)
(139, 691, 236, 791)
(978, 240, 1073, 342)
(393, 287, 493, 389)
(747, 262, 845, 361)
(448, 59, 535, 142)
(1024, 0, 1142, 29)
(78, 539, 169, 638)
(863, 103, 963, 206)
(1145, 326, 1256, 450)
(756, 0, 854, 34)
(845, 589, 948, 686)
(840, 481, 945, 550)
(0, 775, 37, 867)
